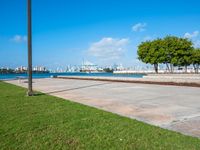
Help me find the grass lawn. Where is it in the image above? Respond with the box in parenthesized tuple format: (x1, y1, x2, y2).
(0, 81, 200, 150)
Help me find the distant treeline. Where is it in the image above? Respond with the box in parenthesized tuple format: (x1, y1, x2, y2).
(138, 36, 200, 73)
(0, 69, 49, 74)
(0, 68, 15, 74)
(103, 68, 114, 73)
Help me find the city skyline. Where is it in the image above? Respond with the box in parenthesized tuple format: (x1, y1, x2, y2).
(0, 0, 200, 69)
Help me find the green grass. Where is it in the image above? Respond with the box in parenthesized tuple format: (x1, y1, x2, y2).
(0, 81, 200, 150)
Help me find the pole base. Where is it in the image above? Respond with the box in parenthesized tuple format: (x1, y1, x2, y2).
(27, 91, 34, 96)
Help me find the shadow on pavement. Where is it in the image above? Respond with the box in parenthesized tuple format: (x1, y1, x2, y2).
(47, 82, 111, 94)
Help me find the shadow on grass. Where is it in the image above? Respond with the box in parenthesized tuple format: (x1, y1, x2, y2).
(33, 93, 46, 96)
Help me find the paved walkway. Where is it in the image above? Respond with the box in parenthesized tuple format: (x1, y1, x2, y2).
(6, 78, 200, 137)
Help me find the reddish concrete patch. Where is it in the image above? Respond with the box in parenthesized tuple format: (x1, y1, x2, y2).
(169, 116, 200, 137)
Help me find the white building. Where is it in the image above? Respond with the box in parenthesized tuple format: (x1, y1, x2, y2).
(33, 66, 46, 72)
(15, 66, 27, 72)
(112, 63, 124, 71)
(80, 60, 98, 72)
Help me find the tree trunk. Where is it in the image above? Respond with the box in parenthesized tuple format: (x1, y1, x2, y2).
(154, 64, 158, 74)
(193, 64, 197, 74)
(185, 65, 188, 73)
(170, 64, 173, 73)
(166, 63, 170, 73)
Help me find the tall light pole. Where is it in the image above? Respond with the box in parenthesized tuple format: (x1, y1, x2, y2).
(27, 0, 33, 96)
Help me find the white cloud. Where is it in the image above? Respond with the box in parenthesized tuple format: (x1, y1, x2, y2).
(193, 40, 200, 48)
(11, 35, 27, 43)
(88, 37, 130, 60)
(132, 23, 147, 32)
(183, 31, 200, 48)
(184, 31, 199, 39)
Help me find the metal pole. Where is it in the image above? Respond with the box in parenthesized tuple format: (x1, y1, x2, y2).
(27, 0, 33, 96)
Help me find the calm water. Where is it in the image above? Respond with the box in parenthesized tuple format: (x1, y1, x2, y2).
(0, 72, 144, 80)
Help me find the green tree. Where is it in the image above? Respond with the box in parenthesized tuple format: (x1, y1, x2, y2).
(191, 48, 200, 73)
(173, 38, 193, 73)
(161, 36, 193, 73)
(138, 39, 164, 73)
(162, 36, 178, 72)
(137, 36, 194, 73)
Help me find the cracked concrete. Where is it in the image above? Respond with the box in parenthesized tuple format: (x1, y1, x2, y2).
(6, 78, 200, 138)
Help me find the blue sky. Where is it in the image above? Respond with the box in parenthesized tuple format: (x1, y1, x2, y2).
(0, 0, 200, 69)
